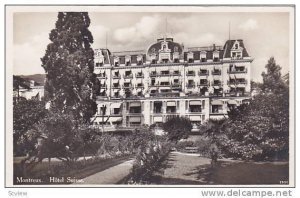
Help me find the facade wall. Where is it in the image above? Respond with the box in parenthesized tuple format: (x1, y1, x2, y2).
(92, 38, 253, 129)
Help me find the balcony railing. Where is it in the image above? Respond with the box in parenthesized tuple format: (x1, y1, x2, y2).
(136, 85, 144, 88)
(158, 72, 171, 76)
(123, 84, 133, 88)
(171, 83, 181, 88)
(113, 75, 121, 79)
(186, 72, 196, 76)
(228, 68, 247, 74)
(198, 82, 209, 86)
(150, 92, 180, 97)
(212, 70, 221, 75)
(123, 74, 133, 79)
(112, 85, 121, 89)
(225, 92, 251, 97)
(211, 82, 222, 86)
(198, 71, 209, 76)
(150, 73, 157, 77)
(186, 84, 196, 88)
(135, 74, 144, 78)
(228, 80, 247, 85)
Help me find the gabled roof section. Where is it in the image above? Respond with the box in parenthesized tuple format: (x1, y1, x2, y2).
(223, 39, 250, 58)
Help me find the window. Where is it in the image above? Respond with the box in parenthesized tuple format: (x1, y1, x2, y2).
(166, 106, 176, 113)
(200, 52, 207, 62)
(200, 79, 208, 85)
(137, 91, 143, 97)
(189, 105, 201, 113)
(154, 101, 162, 113)
(173, 70, 179, 75)
(161, 71, 170, 75)
(161, 82, 170, 86)
(125, 71, 132, 77)
(187, 80, 194, 87)
(113, 108, 120, 115)
(151, 79, 155, 86)
(129, 106, 141, 113)
(187, 70, 195, 76)
(213, 80, 221, 86)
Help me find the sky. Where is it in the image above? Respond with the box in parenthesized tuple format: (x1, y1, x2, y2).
(13, 11, 291, 82)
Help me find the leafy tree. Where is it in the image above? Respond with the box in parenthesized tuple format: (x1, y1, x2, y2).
(162, 117, 192, 142)
(201, 57, 289, 161)
(13, 98, 47, 156)
(41, 12, 99, 123)
(13, 75, 31, 101)
(261, 57, 287, 94)
(34, 110, 82, 165)
(216, 57, 289, 161)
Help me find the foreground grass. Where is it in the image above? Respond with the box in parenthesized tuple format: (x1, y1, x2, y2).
(151, 152, 289, 185)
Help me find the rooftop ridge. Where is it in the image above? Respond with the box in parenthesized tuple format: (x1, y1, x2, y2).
(112, 50, 145, 56)
(187, 45, 223, 51)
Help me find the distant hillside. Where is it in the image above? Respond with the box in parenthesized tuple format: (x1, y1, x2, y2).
(19, 74, 46, 86)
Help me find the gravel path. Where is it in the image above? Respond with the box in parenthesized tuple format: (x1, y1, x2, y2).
(78, 159, 134, 185)
(155, 151, 212, 184)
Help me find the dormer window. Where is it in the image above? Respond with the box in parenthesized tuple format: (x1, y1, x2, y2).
(231, 40, 243, 59)
(234, 43, 239, 49)
(200, 51, 207, 62)
(114, 56, 119, 66)
(125, 55, 131, 66)
(150, 54, 157, 64)
(187, 52, 194, 63)
(213, 51, 219, 62)
(137, 55, 143, 65)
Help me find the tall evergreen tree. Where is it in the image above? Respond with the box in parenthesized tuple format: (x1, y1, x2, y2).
(41, 12, 99, 123)
(261, 57, 287, 94)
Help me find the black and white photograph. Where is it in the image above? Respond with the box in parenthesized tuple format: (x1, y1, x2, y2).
(5, 5, 295, 187)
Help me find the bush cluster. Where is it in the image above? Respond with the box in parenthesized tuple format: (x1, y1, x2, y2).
(127, 135, 172, 184)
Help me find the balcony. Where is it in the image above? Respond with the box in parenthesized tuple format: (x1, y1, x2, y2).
(198, 81, 209, 87)
(211, 81, 222, 86)
(225, 92, 251, 97)
(172, 71, 180, 76)
(135, 73, 144, 78)
(211, 70, 221, 75)
(150, 92, 180, 98)
(150, 72, 157, 77)
(198, 71, 209, 76)
(112, 85, 121, 89)
(158, 72, 171, 76)
(123, 74, 133, 79)
(186, 72, 196, 76)
(136, 84, 144, 88)
(228, 80, 247, 85)
(171, 83, 181, 88)
(228, 68, 247, 74)
(123, 84, 133, 89)
(113, 75, 121, 79)
(186, 84, 195, 88)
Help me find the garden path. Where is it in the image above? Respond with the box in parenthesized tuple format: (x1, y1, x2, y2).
(77, 159, 134, 184)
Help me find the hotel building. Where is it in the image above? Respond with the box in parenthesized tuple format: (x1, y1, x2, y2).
(92, 37, 253, 130)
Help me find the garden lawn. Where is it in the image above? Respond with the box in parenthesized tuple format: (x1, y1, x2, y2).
(152, 152, 289, 185)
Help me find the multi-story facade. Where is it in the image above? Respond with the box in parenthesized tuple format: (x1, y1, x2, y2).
(92, 37, 253, 130)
